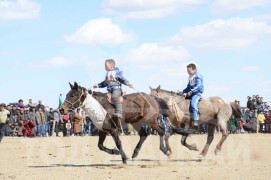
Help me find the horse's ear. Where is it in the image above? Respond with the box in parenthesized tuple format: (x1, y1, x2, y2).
(88, 89, 92, 95)
(74, 82, 79, 90)
(84, 89, 88, 95)
(149, 86, 153, 91)
(156, 85, 161, 92)
(69, 82, 74, 89)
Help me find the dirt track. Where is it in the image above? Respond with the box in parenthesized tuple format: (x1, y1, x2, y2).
(0, 134, 270, 180)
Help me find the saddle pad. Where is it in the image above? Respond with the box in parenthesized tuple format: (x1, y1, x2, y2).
(83, 94, 108, 131)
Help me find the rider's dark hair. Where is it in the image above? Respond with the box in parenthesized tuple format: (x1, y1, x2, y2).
(187, 63, 197, 70)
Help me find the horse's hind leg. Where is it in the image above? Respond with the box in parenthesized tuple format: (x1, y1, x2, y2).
(214, 125, 229, 155)
(98, 131, 120, 155)
(110, 129, 128, 164)
(199, 123, 216, 157)
(165, 133, 172, 156)
(132, 128, 148, 159)
(149, 120, 169, 155)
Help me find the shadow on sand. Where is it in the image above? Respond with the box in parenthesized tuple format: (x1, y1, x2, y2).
(111, 158, 203, 163)
(29, 164, 117, 168)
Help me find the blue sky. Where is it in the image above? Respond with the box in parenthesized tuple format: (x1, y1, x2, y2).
(0, 0, 271, 108)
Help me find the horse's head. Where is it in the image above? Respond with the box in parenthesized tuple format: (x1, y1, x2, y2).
(60, 82, 88, 114)
(149, 85, 170, 99)
(149, 85, 183, 100)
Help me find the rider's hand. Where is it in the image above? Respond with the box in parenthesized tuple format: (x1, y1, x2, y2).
(93, 84, 98, 89)
(187, 91, 192, 97)
(127, 83, 133, 88)
(177, 90, 184, 95)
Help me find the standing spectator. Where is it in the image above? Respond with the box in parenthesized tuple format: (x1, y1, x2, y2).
(247, 96, 253, 110)
(59, 94, 64, 108)
(43, 107, 49, 136)
(24, 108, 30, 120)
(27, 99, 36, 108)
(6, 105, 11, 118)
(86, 116, 92, 136)
(0, 104, 10, 143)
(227, 115, 237, 133)
(252, 100, 258, 111)
(242, 109, 248, 122)
(18, 109, 25, 126)
(62, 112, 70, 137)
(47, 108, 54, 136)
(74, 108, 82, 136)
(53, 108, 62, 137)
(36, 100, 45, 112)
(257, 111, 266, 133)
(81, 111, 86, 135)
(10, 105, 18, 116)
(18, 99, 26, 109)
(259, 97, 265, 110)
(66, 120, 72, 137)
(35, 107, 45, 136)
(28, 107, 36, 122)
(265, 111, 271, 133)
(69, 111, 75, 136)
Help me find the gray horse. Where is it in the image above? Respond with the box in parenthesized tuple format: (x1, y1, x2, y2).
(150, 85, 242, 157)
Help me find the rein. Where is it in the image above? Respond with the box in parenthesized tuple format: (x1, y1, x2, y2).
(131, 87, 153, 107)
(166, 95, 186, 107)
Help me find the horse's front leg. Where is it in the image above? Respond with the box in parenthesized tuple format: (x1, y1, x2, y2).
(110, 128, 128, 164)
(180, 123, 199, 151)
(132, 128, 148, 159)
(98, 130, 120, 155)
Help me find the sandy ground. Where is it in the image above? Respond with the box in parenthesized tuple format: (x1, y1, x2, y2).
(0, 133, 270, 180)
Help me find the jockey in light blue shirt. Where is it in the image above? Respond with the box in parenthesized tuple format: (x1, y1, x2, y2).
(182, 63, 204, 127)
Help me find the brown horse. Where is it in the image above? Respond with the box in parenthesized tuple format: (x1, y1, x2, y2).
(150, 85, 242, 157)
(61, 82, 188, 164)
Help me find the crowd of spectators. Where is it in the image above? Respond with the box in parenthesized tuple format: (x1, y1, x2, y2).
(0, 94, 270, 141)
(0, 98, 100, 140)
(227, 95, 271, 134)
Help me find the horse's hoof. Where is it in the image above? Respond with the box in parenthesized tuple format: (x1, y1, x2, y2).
(122, 160, 127, 164)
(167, 153, 172, 159)
(214, 149, 221, 155)
(198, 154, 204, 159)
(191, 144, 199, 151)
(214, 147, 221, 155)
(166, 150, 172, 156)
(132, 153, 138, 159)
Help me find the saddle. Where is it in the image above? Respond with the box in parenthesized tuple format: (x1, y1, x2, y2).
(106, 93, 145, 117)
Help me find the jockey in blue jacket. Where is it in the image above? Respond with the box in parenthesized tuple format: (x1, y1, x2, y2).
(182, 63, 204, 127)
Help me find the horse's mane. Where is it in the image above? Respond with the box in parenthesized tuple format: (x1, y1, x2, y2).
(160, 88, 183, 97)
(88, 89, 106, 98)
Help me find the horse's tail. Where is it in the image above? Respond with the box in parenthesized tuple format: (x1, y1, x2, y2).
(230, 102, 242, 118)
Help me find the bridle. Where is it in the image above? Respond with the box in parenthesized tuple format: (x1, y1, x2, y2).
(64, 89, 85, 110)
